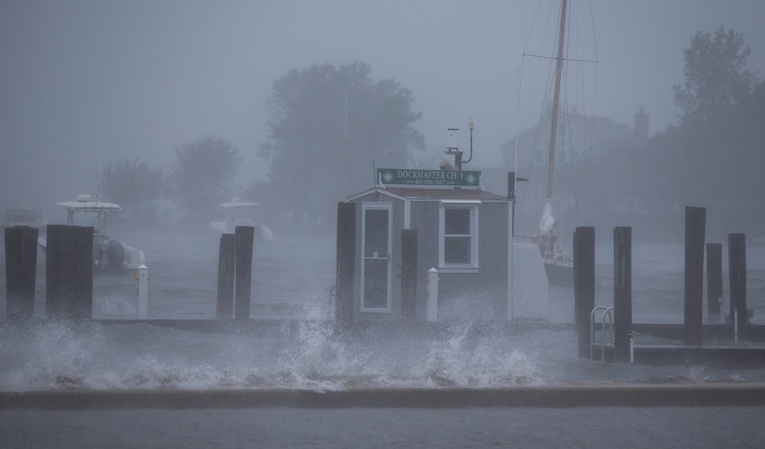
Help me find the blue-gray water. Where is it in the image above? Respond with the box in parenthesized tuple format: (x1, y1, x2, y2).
(2, 227, 765, 447)
(3, 406, 765, 449)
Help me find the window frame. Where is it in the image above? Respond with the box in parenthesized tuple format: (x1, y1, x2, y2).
(438, 200, 480, 273)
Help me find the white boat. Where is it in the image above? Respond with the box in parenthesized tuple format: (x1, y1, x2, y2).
(3, 207, 49, 229)
(39, 195, 145, 271)
(210, 200, 273, 240)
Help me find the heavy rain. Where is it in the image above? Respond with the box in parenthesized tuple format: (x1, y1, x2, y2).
(2, 1, 765, 447)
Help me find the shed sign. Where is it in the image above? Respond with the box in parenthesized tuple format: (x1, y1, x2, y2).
(377, 168, 481, 187)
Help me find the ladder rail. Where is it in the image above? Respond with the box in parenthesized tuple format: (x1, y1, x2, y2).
(590, 306, 614, 361)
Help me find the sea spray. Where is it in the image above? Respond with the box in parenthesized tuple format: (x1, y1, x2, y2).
(417, 322, 542, 387)
(2, 318, 761, 392)
(0, 319, 547, 391)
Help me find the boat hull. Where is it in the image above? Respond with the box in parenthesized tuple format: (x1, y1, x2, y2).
(38, 237, 145, 271)
(544, 259, 574, 287)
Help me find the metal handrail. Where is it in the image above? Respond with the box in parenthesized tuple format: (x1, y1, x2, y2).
(590, 306, 614, 361)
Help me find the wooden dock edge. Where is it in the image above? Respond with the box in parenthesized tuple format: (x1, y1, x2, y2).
(3, 384, 765, 410)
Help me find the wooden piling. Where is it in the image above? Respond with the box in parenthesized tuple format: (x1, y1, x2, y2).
(58, 226, 79, 319)
(73, 226, 93, 320)
(507, 172, 516, 237)
(44, 224, 64, 318)
(401, 229, 418, 321)
(706, 243, 723, 315)
(573, 226, 595, 358)
(335, 202, 356, 329)
(234, 226, 254, 321)
(728, 233, 747, 331)
(4, 226, 38, 321)
(44, 225, 93, 320)
(613, 226, 632, 362)
(216, 233, 236, 319)
(684, 206, 706, 346)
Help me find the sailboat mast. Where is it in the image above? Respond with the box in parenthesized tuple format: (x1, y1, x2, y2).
(545, 0, 567, 202)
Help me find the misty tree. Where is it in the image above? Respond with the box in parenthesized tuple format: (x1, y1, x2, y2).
(101, 158, 164, 221)
(666, 25, 763, 235)
(674, 25, 757, 133)
(258, 61, 424, 231)
(169, 136, 241, 223)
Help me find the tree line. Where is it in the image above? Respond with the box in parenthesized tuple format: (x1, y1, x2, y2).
(104, 26, 763, 240)
(584, 25, 763, 240)
(101, 62, 423, 232)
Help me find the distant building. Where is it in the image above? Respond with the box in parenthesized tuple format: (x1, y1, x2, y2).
(480, 106, 648, 239)
(634, 105, 649, 142)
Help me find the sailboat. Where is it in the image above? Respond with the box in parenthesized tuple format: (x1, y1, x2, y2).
(535, 0, 575, 286)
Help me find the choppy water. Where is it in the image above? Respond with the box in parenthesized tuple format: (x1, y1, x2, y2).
(3, 406, 765, 449)
(1, 227, 765, 392)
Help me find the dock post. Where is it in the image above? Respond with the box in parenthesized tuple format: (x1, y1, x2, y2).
(706, 243, 723, 316)
(73, 226, 93, 320)
(613, 226, 632, 362)
(216, 233, 236, 319)
(45, 224, 64, 318)
(234, 225, 254, 321)
(401, 229, 418, 321)
(426, 268, 439, 322)
(728, 233, 747, 333)
(58, 226, 78, 319)
(136, 265, 149, 319)
(684, 206, 706, 346)
(335, 202, 356, 330)
(4, 226, 38, 321)
(573, 226, 595, 358)
(45, 225, 92, 320)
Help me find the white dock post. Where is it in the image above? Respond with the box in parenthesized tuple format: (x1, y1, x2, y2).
(629, 334, 634, 363)
(137, 264, 149, 319)
(426, 268, 439, 322)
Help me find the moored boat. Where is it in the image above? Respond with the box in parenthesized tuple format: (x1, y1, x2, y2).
(38, 195, 145, 271)
(210, 199, 273, 241)
(535, 0, 576, 286)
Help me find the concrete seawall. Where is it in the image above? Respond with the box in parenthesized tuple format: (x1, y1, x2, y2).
(3, 384, 765, 410)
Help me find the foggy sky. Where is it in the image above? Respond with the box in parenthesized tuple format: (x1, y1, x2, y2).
(1, 0, 763, 218)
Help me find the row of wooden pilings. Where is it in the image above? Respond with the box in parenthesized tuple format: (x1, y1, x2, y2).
(4, 225, 95, 321)
(6, 205, 747, 339)
(4, 223, 258, 322)
(574, 206, 748, 361)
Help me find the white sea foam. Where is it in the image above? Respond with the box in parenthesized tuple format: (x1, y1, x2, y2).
(0, 318, 552, 391)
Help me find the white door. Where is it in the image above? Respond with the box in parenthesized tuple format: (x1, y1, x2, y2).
(361, 203, 392, 312)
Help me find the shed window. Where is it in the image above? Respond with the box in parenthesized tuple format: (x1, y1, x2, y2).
(439, 201, 479, 272)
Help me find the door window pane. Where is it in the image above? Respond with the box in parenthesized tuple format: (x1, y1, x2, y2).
(364, 209, 388, 258)
(364, 258, 388, 308)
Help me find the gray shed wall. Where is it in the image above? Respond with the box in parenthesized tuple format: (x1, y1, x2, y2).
(412, 201, 509, 320)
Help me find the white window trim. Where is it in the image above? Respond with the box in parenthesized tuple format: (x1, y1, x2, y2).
(438, 200, 480, 273)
